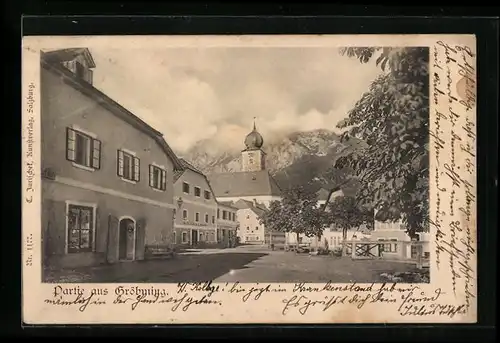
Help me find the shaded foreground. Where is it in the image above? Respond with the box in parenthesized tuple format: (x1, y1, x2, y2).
(43, 245, 428, 283)
(43, 252, 267, 283)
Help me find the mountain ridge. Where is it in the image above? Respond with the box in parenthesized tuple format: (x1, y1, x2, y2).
(180, 128, 365, 191)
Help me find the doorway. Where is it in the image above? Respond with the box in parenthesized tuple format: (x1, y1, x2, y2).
(191, 229, 198, 246)
(119, 218, 136, 260)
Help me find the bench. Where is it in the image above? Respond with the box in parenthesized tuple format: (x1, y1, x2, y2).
(146, 246, 176, 259)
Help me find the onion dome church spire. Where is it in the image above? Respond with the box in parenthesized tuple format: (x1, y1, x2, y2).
(244, 117, 264, 150)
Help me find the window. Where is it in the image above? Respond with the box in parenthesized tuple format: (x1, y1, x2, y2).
(183, 182, 190, 194)
(255, 226, 259, 231)
(380, 239, 398, 253)
(149, 164, 167, 191)
(217, 209, 220, 219)
(66, 127, 101, 169)
(246, 226, 250, 231)
(75, 62, 85, 78)
(173, 209, 176, 218)
(195, 212, 200, 222)
(182, 231, 189, 244)
(212, 216, 215, 224)
(223, 211, 227, 220)
(117, 150, 140, 182)
(232, 213, 236, 221)
(205, 214, 209, 223)
(67, 204, 94, 253)
(204, 190, 211, 200)
(194, 187, 201, 197)
(182, 210, 188, 220)
(172, 232, 176, 244)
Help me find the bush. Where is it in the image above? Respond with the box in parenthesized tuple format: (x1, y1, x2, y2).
(380, 270, 430, 283)
(331, 247, 343, 257)
(316, 247, 330, 256)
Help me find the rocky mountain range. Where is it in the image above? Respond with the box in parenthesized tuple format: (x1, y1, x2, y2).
(181, 129, 366, 192)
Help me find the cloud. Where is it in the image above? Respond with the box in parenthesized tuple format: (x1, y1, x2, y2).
(90, 47, 382, 154)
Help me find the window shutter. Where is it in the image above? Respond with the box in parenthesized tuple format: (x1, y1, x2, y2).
(92, 139, 101, 169)
(117, 150, 124, 177)
(66, 128, 76, 161)
(149, 165, 154, 187)
(161, 170, 167, 191)
(133, 157, 140, 182)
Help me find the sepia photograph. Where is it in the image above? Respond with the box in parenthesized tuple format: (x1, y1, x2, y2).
(39, 44, 430, 284)
(22, 34, 477, 324)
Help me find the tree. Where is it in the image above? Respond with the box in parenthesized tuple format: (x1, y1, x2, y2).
(260, 186, 326, 249)
(335, 47, 429, 238)
(324, 195, 374, 255)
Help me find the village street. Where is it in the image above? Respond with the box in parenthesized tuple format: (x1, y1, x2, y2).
(44, 245, 419, 284)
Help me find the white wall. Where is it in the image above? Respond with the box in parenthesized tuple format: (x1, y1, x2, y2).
(237, 208, 266, 244)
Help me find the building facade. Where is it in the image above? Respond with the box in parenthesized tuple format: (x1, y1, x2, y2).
(40, 48, 183, 269)
(232, 199, 268, 244)
(216, 202, 239, 248)
(173, 159, 218, 246)
(370, 213, 430, 260)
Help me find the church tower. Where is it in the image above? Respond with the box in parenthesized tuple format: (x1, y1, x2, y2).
(241, 119, 266, 172)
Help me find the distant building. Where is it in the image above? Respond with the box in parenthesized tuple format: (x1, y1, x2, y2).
(370, 209, 430, 259)
(173, 159, 218, 246)
(40, 48, 183, 269)
(207, 121, 282, 209)
(216, 201, 239, 248)
(232, 199, 270, 244)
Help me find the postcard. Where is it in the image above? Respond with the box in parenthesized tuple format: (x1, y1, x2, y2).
(22, 34, 477, 324)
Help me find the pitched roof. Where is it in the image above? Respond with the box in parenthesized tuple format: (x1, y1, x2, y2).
(234, 199, 267, 217)
(218, 201, 238, 210)
(40, 48, 183, 172)
(207, 170, 282, 197)
(42, 48, 97, 68)
(179, 158, 204, 175)
(173, 170, 184, 183)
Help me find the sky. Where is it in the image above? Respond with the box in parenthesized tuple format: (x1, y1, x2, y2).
(89, 47, 383, 154)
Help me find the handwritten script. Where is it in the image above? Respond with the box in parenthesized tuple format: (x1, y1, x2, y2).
(431, 40, 477, 313)
(43, 281, 468, 319)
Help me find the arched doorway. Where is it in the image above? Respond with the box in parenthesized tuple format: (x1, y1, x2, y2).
(119, 217, 136, 260)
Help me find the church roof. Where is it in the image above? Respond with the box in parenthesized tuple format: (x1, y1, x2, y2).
(207, 170, 282, 197)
